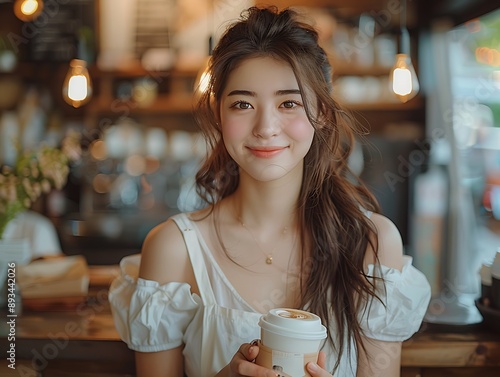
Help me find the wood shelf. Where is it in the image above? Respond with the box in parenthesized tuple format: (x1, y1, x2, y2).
(270, 0, 389, 17)
(89, 62, 199, 79)
(332, 63, 392, 77)
(87, 94, 195, 116)
(85, 62, 199, 120)
(336, 96, 425, 111)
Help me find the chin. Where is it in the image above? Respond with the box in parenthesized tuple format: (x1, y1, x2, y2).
(247, 164, 298, 182)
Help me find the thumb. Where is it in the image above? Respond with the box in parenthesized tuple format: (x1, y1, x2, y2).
(306, 361, 326, 377)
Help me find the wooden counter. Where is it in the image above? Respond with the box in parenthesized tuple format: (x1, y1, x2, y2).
(401, 323, 500, 377)
(2, 311, 500, 377)
(1, 267, 500, 377)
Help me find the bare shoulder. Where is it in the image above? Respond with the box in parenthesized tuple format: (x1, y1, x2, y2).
(139, 216, 198, 293)
(365, 213, 404, 271)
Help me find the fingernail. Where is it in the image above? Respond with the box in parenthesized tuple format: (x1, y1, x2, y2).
(307, 362, 319, 372)
(249, 346, 254, 354)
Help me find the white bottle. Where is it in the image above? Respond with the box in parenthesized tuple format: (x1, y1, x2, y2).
(411, 164, 448, 296)
(479, 262, 492, 304)
(491, 248, 500, 309)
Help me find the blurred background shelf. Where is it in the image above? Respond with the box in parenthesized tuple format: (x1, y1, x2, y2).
(340, 97, 425, 111)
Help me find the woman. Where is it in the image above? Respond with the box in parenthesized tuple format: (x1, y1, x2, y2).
(109, 6, 431, 377)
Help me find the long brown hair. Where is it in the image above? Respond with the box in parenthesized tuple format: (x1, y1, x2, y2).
(194, 6, 381, 373)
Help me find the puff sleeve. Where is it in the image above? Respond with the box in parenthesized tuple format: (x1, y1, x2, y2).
(108, 254, 201, 352)
(359, 255, 431, 341)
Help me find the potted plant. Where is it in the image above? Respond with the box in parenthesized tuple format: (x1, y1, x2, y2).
(0, 131, 81, 239)
(0, 131, 81, 307)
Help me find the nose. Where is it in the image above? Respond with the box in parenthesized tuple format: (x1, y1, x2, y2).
(253, 107, 281, 139)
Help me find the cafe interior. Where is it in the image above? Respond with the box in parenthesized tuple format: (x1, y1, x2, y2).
(0, 0, 499, 376)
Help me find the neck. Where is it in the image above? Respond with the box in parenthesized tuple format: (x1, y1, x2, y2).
(230, 172, 301, 233)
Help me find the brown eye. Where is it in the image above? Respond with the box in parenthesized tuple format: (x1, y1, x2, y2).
(230, 101, 253, 110)
(281, 100, 299, 109)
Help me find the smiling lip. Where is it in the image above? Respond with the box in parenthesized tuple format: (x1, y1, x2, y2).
(247, 146, 287, 158)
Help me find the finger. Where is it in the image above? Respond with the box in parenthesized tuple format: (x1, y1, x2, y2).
(232, 357, 277, 377)
(238, 342, 259, 361)
(306, 361, 331, 377)
(233, 343, 277, 377)
(317, 351, 327, 369)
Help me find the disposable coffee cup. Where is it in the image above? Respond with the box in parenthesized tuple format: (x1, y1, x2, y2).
(255, 308, 327, 377)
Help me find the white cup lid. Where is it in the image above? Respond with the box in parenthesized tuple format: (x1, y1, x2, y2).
(258, 308, 327, 341)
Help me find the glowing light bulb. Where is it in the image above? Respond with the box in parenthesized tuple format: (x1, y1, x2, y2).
(62, 59, 92, 108)
(390, 54, 420, 103)
(21, 0, 38, 15)
(68, 75, 88, 101)
(14, 0, 43, 22)
(393, 68, 413, 95)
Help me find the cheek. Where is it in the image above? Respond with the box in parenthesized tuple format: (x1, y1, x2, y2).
(286, 118, 315, 142)
(221, 119, 246, 144)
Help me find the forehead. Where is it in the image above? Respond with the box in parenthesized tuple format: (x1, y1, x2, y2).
(222, 56, 299, 94)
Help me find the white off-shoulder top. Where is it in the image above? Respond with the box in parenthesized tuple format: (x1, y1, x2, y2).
(108, 213, 431, 377)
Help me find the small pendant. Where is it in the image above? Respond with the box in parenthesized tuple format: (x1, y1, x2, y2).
(266, 256, 273, 264)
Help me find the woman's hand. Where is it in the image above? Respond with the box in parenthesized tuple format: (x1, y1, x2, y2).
(306, 352, 332, 377)
(217, 341, 278, 377)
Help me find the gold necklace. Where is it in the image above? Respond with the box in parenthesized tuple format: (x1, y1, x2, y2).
(238, 217, 288, 265)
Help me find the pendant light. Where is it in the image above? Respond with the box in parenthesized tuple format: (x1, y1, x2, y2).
(389, 0, 420, 103)
(13, 0, 43, 22)
(62, 59, 92, 108)
(62, 5, 93, 109)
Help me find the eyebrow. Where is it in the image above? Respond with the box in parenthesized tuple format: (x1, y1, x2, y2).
(226, 89, 301, 96)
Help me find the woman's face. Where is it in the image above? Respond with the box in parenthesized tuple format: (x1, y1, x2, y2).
(219, 56, 315, 183)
